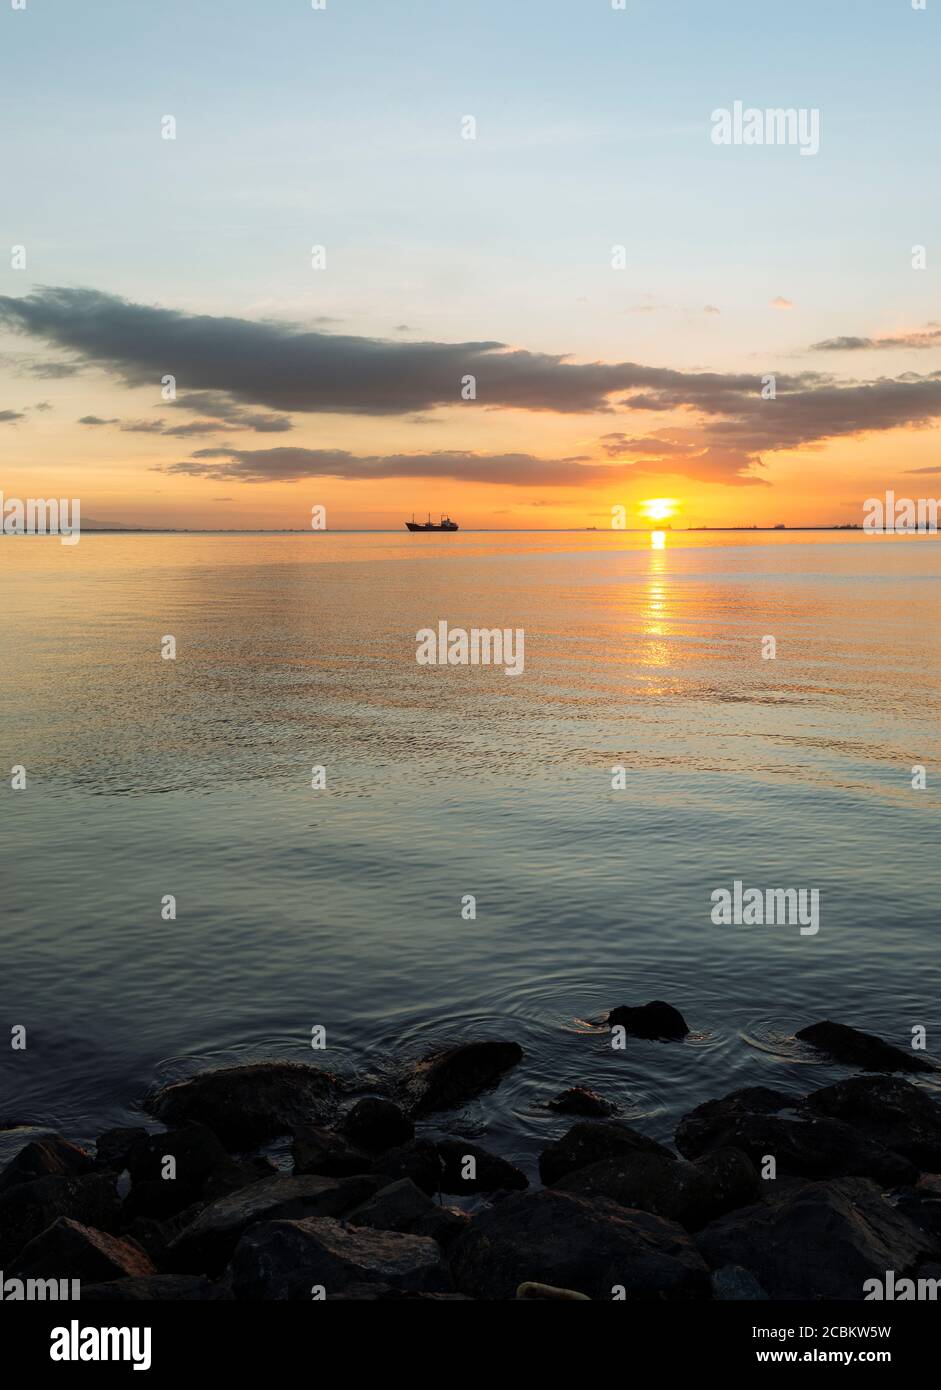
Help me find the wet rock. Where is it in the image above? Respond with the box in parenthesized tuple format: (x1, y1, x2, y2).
(401, 1040, 523, 1116)
(796, 1021, 934, 1075)
(95, 1128, 149, 1172)
(892, 1186, 941, 1245)
(371, 1140, 442, 1195)
(167, 1173, 379, 1274)
(147, 1061, 345, 1148)
(344, 1098, 414, 1152)
(539, 1120, 674, 1187)
(292, 1125, 372, 1178)
(556, 1146, 757, 1231)
(121, 1122, 276, 1223)
(804, 1076, 941, 1171)
(0, 1135, 94, 1193)
(711, 1265, 768, 1300)
(547, 1088, 618, 1118)
(229, 1216, 451, 1298)
(608, 1001, 689, 1040)
(450, 1188, 708, 1301)
(346, 1178, 469, 1246)
(82, 1275, 228, 1300)
(516, 1282, 591, 1300)
(435, 1141, 528, 1195)
(10, 1217, 155, 1283)
(696, 1177, 936, 1300)
(0, 1173, 119, 1265)
(675, 1086, 916, 1187)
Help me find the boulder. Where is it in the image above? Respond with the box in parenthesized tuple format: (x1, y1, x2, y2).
(95, 1128, 149, 1172)
(556, 1146, 757, 1231)
(346, 1178, 469, 1246)
(796, 1021, 934, 1074)
(10, 1217, 154, 1282)
(435, 1141, 528, 1195)
(607, 1001, 689, 1040)
(711, 1265, 768, 1300)
(540, 1120, 674, 1187)
(400, 1040, 523, 1116)
(121, 1123, 268, 1221)
(167, 1173, 378, 1274)
(804, 1076, 941, 1171)
(229, 1216, 451, 1298)
(547, 1088, 618, 1118)
(343, 1098, 414, 1152)
(371, 1140, 442, 1195)
(146, 1061, 344, 1147)
(516, 1282, 591, 1300)
(292, 1125, 372, 1178)
(675, 1086, 915, 1186)
(696, 1177, 936, 1300)
(449, 1188, 709, 1300)
(0, 1135, 94, 1193)
(82, 1275, 228, 1300)
(0, 1173, 119, 1265)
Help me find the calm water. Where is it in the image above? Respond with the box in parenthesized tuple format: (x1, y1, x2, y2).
(2, 531, 940, 1178)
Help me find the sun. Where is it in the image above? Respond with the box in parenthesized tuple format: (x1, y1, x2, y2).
(639, 498, 678, 523)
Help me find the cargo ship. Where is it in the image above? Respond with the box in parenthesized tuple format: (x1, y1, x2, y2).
(405, 514, 459, 532)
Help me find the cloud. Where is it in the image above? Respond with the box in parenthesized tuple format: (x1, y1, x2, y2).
(78, 415, 119, 425)
(770, 297, 794, 310)
(810, 327, 941, 352)
(0, 409, 25, 424)
(26, 359, 84, 379)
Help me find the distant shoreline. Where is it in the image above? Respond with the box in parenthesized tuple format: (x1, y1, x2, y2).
(1, 526, 878, 536)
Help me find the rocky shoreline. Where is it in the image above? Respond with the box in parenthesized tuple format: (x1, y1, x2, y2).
(2, 1011, 941, 1300)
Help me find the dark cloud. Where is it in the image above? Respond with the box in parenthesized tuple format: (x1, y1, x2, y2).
(26, 359, 84, 379)
(811, 327, 941, 352)
(120, 419, 167, 434)
(0, 409, 25, 424)
(78, 415, 119, 425)
(33, 401, 53, 411)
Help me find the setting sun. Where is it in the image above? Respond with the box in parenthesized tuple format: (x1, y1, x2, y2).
(640, 498, 679, 523)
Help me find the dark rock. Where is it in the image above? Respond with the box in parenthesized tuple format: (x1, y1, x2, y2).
(547, 1088, 618, 1118)
(0, 1135, 94, 1193)
(344, 1098, 414, 1152)
(675, 1086, 916, 1187)
(696, 1177, 936, 1300)
(167, 1173, 378, 1273)
(516, 1281, 591, 1300)
(892, 1187, 941, 1245)
(292, 1125, 372, 1178)
(556, 1146, 756, 1231)
(229, 1216, 451, 1298)
(82, 1275, 228, 1300)
(608, 1001, 689, 1040)
(797, 1021, 934, 1074)
(121, 1123, 273, 1222)
(711, 1265, 769, 1300)
(540, 1120, 674, 1187)
(371, 1140, 442, 1195)
(11, 1217, 155, 1282)
(95, 1128, 149, 1172)
(804, 1076, 941, 1171)
(0, 1173, 119, 1265)
(147, 1061, 345, 1148)
(450, 1188, 708, 1301)
(401, 1040, 523, 1116)
(329, 1284, 471, 1300)
(346, 1178, 469, 1246)
(435, 1141, 528, 1195)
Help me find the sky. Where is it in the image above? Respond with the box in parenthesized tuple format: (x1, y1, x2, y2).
(1, 0, 939, 530)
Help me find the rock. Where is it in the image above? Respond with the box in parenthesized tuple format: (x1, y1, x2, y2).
(696, 1177, 936, 1300)
(711, 1265, 769, 1300)
(371, 1140, 442, 1195)
(95, 1128, 149, 1172)
(0, 1173, 119, 1265)
(539, 1120, 674, 1187)
(0, 1135, 94, 1192)
(167, 1173, 379, 1274)
(804, 1076, 941, 1171)
(892, 1186, 941, 1245)
(675, 1086, 916, 1186)
(346, 1178, 469, 1246)
(292, 1125, 372, 1178)
(229, 1216, 451, 1298)
(122, 1122, 251, 1221)
(10, 1217, 155, 1282)
(556, 1146, 757, 1231)
(449, 1189, 708, 1301)
(608, 1001, 689, 1040)
(328, 1284, 471, 1301)
(343, 1098, 414, 1152)
(147, 1061, 344, 1148)
(82, 1275, 228, 1301)
(436, 1141, 528, 1195)
(796, 1021, 934, 1074)
(401, 1040, 523, 1116)
(516, 1282, 591, 1300)
(547, 1088, 618, 1118)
